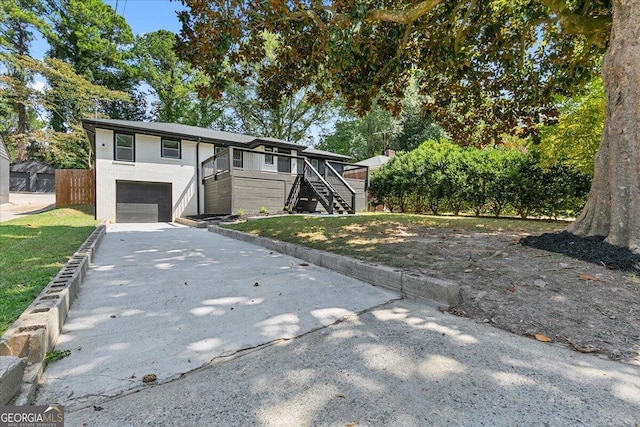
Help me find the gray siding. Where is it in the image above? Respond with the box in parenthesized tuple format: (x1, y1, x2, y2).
(232, 177, 286, 214)
(204, 169, 297, 215)
(204, 175, 232, 215)
(346, 179, 367, 212)
(0, 157, 8, 204)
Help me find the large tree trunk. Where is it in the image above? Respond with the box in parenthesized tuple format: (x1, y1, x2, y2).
(569, 0, 640, 252)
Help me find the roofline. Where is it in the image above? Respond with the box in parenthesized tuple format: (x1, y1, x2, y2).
(81, 119, 304, 151)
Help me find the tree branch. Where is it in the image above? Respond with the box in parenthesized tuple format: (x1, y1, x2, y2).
(535, 0, 611, 46)
(365, 0, 445, 25)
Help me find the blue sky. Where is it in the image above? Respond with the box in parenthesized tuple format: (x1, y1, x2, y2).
(102, 0, 187, 36)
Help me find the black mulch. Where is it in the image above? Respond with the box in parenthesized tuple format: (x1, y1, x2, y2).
(521, 231, 640, 275)
(187, 214, 240, 222)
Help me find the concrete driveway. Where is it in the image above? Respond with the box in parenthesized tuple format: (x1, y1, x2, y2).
(34, 224, 640, 426)
(0, 192, 56, 222)
(35, 223, 398, 410)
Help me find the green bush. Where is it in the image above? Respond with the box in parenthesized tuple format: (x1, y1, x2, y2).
(369, 140, 591, 218)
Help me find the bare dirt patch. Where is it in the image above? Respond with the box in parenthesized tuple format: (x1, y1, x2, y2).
(398, 225, 640, 365)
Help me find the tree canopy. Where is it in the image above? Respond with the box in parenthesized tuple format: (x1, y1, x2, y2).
(177, 0, 609, 145)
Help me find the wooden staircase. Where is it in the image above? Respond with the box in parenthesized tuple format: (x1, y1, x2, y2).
(286, 160, 356, 214)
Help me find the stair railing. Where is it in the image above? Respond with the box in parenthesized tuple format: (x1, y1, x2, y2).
(285, 174, 302, 210)
(325, 162, 356, 213)
(303, 159, 335, 213)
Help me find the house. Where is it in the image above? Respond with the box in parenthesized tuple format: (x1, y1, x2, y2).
(82, 119, 369, 223)
(349, 149, 395, 211)
(0, 135, 9, 204)
(9, 160, 56, 193)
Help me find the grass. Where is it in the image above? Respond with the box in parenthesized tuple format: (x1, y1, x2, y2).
(0, 205, 97, 334)
(225, 212, 568, 266)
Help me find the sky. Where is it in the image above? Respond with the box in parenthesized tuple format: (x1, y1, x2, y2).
(102, 0, 187, 36)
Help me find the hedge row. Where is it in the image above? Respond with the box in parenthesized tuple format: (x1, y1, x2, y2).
(369, 140, 591, 218)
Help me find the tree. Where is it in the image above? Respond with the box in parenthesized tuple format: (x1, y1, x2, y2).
(317, 103, 399, 160)
(210, 31, 330, 143)
(45, 0, 145, 128)
(16, 55, 130, 168)
(177, 1, 640, 250)
(538, 76, 604, 176)
(0, 0, 50, 160)
(132, 30, 220, 127)
(215, 76, 328, 143)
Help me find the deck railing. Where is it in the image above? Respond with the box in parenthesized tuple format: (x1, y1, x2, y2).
(202, 148, 230, 180)
(202, 147, 304, 181)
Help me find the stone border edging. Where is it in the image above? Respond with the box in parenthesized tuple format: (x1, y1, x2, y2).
(208, 225, 461, 308)
(175, 217, 208, 228)
(0, 223, 107, 405)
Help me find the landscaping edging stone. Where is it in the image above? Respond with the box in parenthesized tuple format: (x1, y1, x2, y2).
(175, 217, 208, 228)
(0, 224, 107, 405)
(208, 225, 461, 307)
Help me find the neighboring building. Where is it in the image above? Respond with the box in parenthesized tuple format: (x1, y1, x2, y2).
(9, 160, 56, 193)
(0, 136, 9, 204)
(82, 119, 368, 223)
(352, 149, 395, 211)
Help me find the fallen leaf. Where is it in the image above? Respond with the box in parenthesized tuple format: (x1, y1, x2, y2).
(110, 315, 116, 319)
(534, 334, 552, 342)
(464, 269, 473, 273)
(299, 263, 309, 267)
(346, 422, 359, 427)
(506, 286, 516, 292)
(130, 374, 136, 379)
(335, 393, 345, 398)
(142, 374, 157, 383)
(578, 273, 600, 281)
(93, 405, 103, 411)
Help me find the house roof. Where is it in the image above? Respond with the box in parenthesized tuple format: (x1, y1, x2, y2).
(9, 160, 55, 173)
(81, 119, 304, 151)
(301, 147, 352, 162)
(355, 155, 391, 168)
(0, 135, 9, 161)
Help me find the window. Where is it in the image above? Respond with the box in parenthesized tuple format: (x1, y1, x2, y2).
(233, 149, 243, 168)
(264, 146, 274, 165)
(311, 158, 319, 170)
(215, 146, 226, 154)
(115, 133, 134, 162)
(162, 139, 181, 159)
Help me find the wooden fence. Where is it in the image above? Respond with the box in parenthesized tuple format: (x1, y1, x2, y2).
(55, 169, 95, 207)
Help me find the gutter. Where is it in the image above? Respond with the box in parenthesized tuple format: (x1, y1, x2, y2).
(196, 138, 201, 215)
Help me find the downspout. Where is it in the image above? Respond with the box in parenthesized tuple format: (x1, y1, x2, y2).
(196, 138, 201, 215)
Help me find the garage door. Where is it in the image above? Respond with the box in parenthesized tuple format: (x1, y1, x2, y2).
(35, 173, 55, 193)
(116, 181, 172, 223)
(10, 172, 29, 192)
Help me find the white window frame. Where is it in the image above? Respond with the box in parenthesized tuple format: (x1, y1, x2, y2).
(161, 139, 181, 159)
(264, 146, 274, 165)
(115, 133, 134, 162)
(233, 149, 243, 168)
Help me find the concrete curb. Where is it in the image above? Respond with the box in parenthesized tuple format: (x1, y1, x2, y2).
(208, 226, 461, 308)
(0, 224, 107, 405)
(175, 217, 208, 228)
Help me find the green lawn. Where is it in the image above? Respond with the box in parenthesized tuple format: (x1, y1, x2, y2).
(0, 205, 97, 334)
(225, 212, 568, 265)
